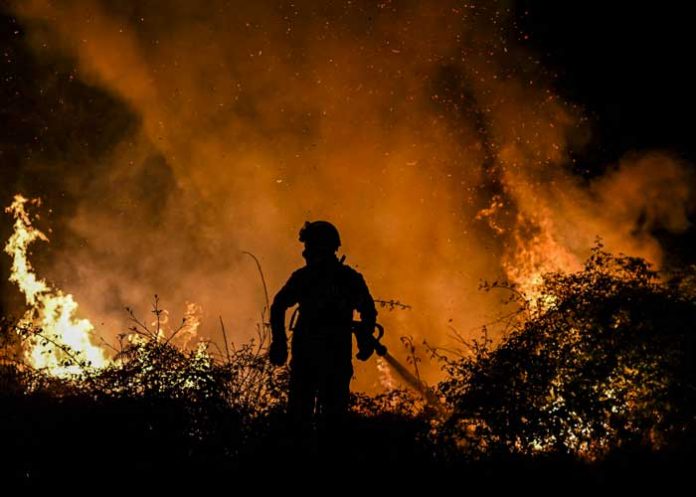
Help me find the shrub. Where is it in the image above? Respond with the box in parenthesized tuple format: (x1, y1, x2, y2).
(437, 245, 696, 460)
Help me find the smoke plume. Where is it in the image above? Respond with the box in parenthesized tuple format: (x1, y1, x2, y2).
(5, 0, 693, 389)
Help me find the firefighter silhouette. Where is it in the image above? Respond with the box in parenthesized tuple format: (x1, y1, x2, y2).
(269, 221, 377, 436)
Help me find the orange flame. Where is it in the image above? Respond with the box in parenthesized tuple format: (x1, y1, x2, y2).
(4, 194, 109, 376)
(503, 212, 582, 304)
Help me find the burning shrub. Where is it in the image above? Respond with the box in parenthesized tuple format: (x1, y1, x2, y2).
(437, 245, 696, 460)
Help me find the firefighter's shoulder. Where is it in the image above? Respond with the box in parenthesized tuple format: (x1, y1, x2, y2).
(289, 266, 309, 280)
(339, 262, 367, 283)
(285, 266, 310, 286)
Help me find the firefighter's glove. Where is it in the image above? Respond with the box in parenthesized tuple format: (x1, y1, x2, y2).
(355, 329, 375, 362)
(269, 340, 288, 366)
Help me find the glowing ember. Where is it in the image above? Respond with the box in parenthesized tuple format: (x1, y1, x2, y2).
(4, 194, 109, 376)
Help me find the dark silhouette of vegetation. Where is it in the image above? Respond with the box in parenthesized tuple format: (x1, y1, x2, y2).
(436, 244, 696, 461)
(1, 246, 694, 486)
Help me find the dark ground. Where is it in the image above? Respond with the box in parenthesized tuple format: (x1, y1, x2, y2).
(1, 391, 692, 489)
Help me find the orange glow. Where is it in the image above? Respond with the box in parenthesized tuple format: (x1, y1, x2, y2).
(7, 1, 693, 389)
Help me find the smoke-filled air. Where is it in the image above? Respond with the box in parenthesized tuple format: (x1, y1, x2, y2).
(3, 0, 693, 390)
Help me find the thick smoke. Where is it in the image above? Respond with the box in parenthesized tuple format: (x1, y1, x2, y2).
(6, 0, 693, 389)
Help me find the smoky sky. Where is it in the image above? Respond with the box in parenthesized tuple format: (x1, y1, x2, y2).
(1, 0, 694, 389)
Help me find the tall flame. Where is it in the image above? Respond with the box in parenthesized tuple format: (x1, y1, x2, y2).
(4, 194, 109, 376)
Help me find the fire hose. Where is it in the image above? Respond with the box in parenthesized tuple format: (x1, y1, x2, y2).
(352, 321, 445, 412)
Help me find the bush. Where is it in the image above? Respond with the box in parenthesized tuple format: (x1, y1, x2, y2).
(3, 247, 695, 484)
(0, 300, 290, 481)
(437, 245, 696, 460)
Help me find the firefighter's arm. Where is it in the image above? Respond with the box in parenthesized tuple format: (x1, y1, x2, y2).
(354, 273, 378, 361)
(268, 273, 299, 366)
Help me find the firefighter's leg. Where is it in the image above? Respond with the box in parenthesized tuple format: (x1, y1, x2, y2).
(287, 360, 317, 438)
(317, 360, 353, 453)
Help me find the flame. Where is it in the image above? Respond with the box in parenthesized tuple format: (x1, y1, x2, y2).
(176, 302, 203, 349)
(503, 212, 582, 304)
(150, 301, 202, 349)
(4, 194, 109, 376)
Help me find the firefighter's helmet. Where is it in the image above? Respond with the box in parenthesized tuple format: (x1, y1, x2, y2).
(299, 220, 341, 251)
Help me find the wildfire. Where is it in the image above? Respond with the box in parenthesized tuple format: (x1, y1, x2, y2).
(503, 213, 582, 305)
(4, 194, 109, 376)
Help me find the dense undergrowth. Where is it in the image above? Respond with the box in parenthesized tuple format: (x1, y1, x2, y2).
(1, 246, 694, 486)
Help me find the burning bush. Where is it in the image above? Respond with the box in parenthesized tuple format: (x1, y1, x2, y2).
(436, 245, 696, 459)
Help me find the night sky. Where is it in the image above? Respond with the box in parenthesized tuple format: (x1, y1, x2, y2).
(517, 1, 696, 264)
(518, 1, 696, 166)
